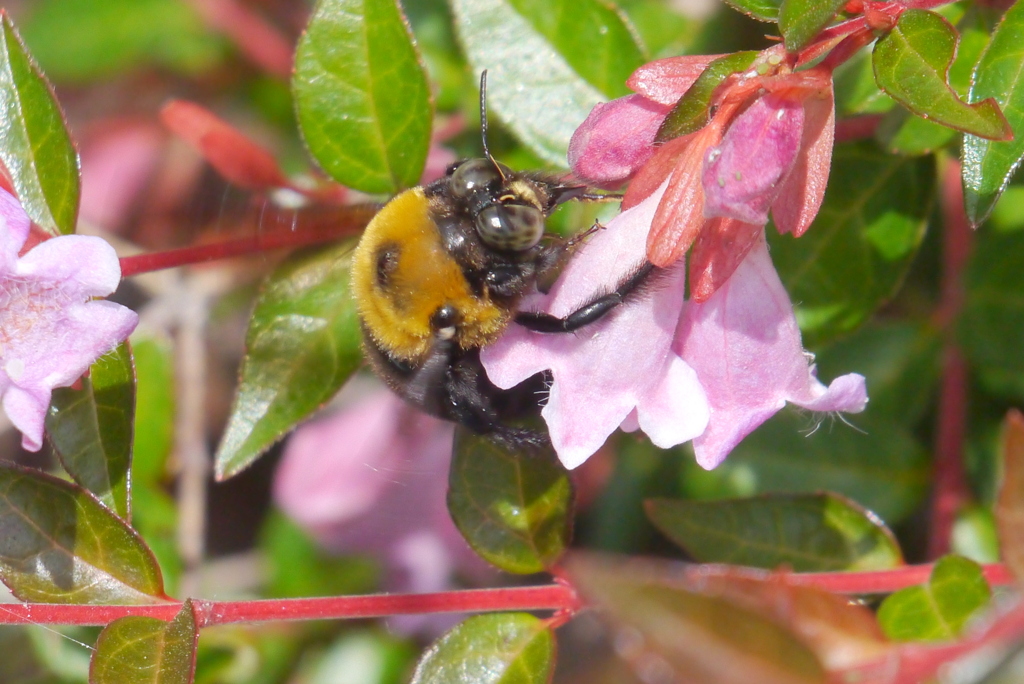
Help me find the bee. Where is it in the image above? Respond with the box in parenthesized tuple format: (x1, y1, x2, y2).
(351, 73, 654, 450)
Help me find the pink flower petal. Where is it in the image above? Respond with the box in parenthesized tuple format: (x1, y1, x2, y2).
(703, 94, 804, 225)
(0, 188, 29, 271)
(16, 235, 123, 297)
(482, 183, 709, 469)
(568, 94, 672, 188)
(2, 384, 48, 451)
(772, 82, 835, 237)
(675, 235, 866, 469)
(627, 54, 723, 105)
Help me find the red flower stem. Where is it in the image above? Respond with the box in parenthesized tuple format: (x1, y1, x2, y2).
(928, 159, 974, 559)
(118, 204, 378, 277)
(0, 585, 579, 627)
(0, 564, 1013, 628)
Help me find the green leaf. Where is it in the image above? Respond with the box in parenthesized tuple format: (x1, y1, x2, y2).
(130, 336, 175, 488)
(681, 410, 930, 524)
(873, 9, 1011, 141)
(410, 613, 554, 684)
(450, 0, 607, 165)
(768, 142, 934, 346)
(294, 0, 432, 194)
(0, 12, 79, 235)
(20, 0, 223, 83)
(960, 223, 1024, 377)
(90, 600, 198, 684)
(721, 0, 782, 23)
(962, 0, 1024, 225)
(215, 241, 363, 479)
(646, 493, 903, 572)
(779, 0, 845, 51)
(0, 463, 165, 603)
(656, 51, 758, 142)
(878, 555, 991, 641)
(503, 0, 645, 98)
(46, 341, 135, 520)
(447, 427, 573, 574)
(566, 554, 826, 684)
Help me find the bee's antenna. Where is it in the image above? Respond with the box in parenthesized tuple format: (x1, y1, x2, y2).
(479, 70, 506, 181)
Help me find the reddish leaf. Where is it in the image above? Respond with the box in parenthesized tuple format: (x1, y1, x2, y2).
(627, 54, 723, 106)
(997, 410, 1024, 583)
(159, 99, 288, 190)
(688, 217, 763, 301)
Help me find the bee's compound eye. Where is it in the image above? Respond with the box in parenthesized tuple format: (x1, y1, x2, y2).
(450, 159, 501, 198)
(476, 204, 545, 251)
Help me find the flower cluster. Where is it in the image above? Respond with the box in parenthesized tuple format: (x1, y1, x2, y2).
(482, 48, 864, 470)
(0, 188, 138, 451)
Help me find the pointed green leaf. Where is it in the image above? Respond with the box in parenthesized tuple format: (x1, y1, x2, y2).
(656, 51, 758, 142)
(779, 0, 845, 51)
(878, 555, 991, 641)
(503, 0, 645, 98)
(215, 241, 362, 479)
(90, 600, 198, 684)
(46, 342, 135, 520)
(294, 0, 432, 194)
(566, 554, 826, 684)
(769, 142, 934, 346)
(962, 0, 1024, 225)
(410, 613, 554, 684)
(873, 9, 1011, 141)
(0, 463, 165, 603)
(721, 0, 782, 23)
(0, 12, 79, 235)
(448, 427, 573, 574)
(450, 0, 607, 165)
(646, 493, 903, 572)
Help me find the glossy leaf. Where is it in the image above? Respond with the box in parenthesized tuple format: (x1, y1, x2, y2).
(873, 10, 1011, 141)
(450, 0, 606, 165)
(779, 0, 845, 51)
(504, 0, 645, 98)
(646, 493, 903, 572)
(0, 12, 79, 235)
(722, 0, 782, 22)
(215, 241, 363, 479)
(46, 342, 135, 520)
(448, 427, 572, 574)
(962, 0, 1024, 225)
(410, 613, 554, 684)
(693, 570, 890, 670)
(656, 51, 758, 142)
(681, 410, 930, 524)
(997, 410, 1024, 581)
(294, 0, 432, 194)
(878, 555, 991, 641)
(20, 0, 222, 83)
(90, 600, 198, 684)
(0, 463, 165, 603)
(566, 554, 826, 684)
(768, 142, 934, 346)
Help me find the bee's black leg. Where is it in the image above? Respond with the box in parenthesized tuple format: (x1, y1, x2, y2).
(515, 261, 656, 333)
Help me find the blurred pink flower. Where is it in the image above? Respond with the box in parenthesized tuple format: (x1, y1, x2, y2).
(481, 183, 866, 471)
(0, 188, 138, 451)
(273, 390, 492, 597)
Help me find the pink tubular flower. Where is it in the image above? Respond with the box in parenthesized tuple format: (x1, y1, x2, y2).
(481, 183, 866, 471)
(0, 188, 138, 451)
(273, 390, 491, 596)
(570, 50, 835, 302)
